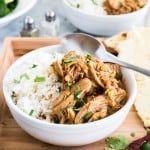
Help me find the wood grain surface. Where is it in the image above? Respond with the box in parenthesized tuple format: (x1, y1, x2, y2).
(0, 38, 147, 150)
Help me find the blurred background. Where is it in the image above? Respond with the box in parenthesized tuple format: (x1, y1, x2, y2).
(0, 0, 77, 53)
(1, 0, 150, 53)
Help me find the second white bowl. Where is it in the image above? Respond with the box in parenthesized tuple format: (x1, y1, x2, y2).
(62, 0, 150, 36)
(0, 0, 37, 27)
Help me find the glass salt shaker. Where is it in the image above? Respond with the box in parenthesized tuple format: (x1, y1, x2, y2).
(40, 10, 60, 37)
(20, 16, 40, 37)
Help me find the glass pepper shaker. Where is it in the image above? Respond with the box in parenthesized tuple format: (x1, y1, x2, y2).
(40, 10, 60, 37)
(20, 16, 40, 37)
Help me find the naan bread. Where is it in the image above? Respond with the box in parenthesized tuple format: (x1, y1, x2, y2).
(104, 27, 150, 127)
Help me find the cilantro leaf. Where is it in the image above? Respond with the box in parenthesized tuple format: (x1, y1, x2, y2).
(74, 86, 82, 100)
(29, 109, 34, 116)
(67, 82, 73, 89)
(130, 132, 135, 137)
(31, 64, 38, 68)
(34, 76, 45, 82)
(76, 3, 80, 8)
(105, 135, 129, 150)
(83, 112, 93, 121)
(13, 73, 30, 84)
(63, 55, 80, 63)
(86, 54, 92, 62)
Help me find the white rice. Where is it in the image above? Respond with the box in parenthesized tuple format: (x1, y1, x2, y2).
(67, 0, 106, 15)
(5, 52, 63, 122)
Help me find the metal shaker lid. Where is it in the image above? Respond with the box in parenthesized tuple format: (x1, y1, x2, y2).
(24, 16, 35, 30)
(45, 10, 56, 22)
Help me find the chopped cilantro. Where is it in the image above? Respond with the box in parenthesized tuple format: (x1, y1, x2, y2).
(20, 73, 30, 80)
(13, 73, 30, 84)
(76, 3, 80, 8)
(73, 107, 82, 112)
(140, 142, 150, 150)
(67, 82, 73, 89)
(13, 79, 20, 84)
(74, 86, 82, 100)
(86, 54, 92, 62)
(29, 109, 34, 116)
(63, 55, 80, 63)
(83, 112, 93, 121)
(105, 135, 129, 150)
(31, 64, 38, 68)
(130, 132, 135, 137)
(34, 76, 45, 82)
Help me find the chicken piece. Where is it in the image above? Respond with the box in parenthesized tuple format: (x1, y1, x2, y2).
(88, 61, 104, 88)
(52, 78, 93, 114)
(75, 95, 108, 124)
(53, 94, 75, 113)
(52, 61, 64, 78)
(70, 78, 92, 93)
(107, 0, 123, 9)
(138, 0, 147, 7)
(59, 112, 66, 124)
(66, 107, 76, 123)
(53, 107, 76, 124)
(62, 51, 88, 83)
(88, 111, 105, 122)
(51, 90, 70, 108)
(106, 63, 122, 79)
(104, 0, 147, 15)
(88, 60, 116, 89)
(105, 86, 127, 107)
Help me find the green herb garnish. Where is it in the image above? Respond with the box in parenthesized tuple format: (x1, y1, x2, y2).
(76, 3, 80, 8)
(74, 86, 82, 100)
(67, 82, 73, 89)
(86, 54, 92, 62)
(91, 0, 98, 5)
(13, 73, 30, 84)
(20, 73, 30, 80)
(11, 91, 17, 98)
(31, 64, 38, 68)
(29, 109, 34, 116)
(13, 79, 20, 84)
(34, 76, 46, 82)
(73, 107, 82, 112)
(140, 142, 150, 150)
(63, 55, 80, 63)
(105, 135, 129, 150)
(130, 132, 135, 137)
(83, 112, 93, 121)
(0, 0, 18, 18)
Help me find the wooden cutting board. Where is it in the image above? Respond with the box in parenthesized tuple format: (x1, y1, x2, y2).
(0, 38, 147, 150)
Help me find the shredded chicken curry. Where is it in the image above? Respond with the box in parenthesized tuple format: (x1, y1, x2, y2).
(50, 51, 127, 124)
(103, 0, 147, 15)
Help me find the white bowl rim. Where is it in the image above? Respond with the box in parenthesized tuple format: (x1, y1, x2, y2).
(63, 0, 150, 19)
(3, 44, 137, 129)
(0, 0, 38, 23)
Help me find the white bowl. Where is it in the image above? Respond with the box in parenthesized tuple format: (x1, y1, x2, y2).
(62, 0, 150, 36)
(3, 45, 137, 146)
(0, 0, 37, 27)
